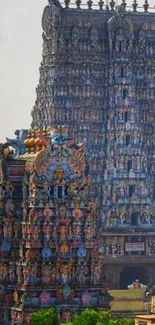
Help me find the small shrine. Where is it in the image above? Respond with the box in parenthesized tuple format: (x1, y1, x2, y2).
(0, 126, 113, 324)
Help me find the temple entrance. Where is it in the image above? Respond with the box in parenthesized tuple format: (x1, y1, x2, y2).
(120, 266, 148, 289)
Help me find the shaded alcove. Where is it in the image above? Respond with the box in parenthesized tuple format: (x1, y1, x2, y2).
(120, 266, 148, 289)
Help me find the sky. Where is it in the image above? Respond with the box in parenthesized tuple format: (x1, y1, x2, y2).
(0, 0, 47, 142)
(0, 0, 155, 142)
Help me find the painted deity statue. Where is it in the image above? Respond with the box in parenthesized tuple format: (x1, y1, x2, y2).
(42, 265, 56, 285)
(5, 199, 14, 214)
(59, 224, 68, 241)
(43, 204, 52, 221)
(72, 201, 82, 221)
(72, 223, 81, 239)
(85, 224, 94, 240)
(56, 261, 73, 285)
(76, 262, 88, 285)
(91, 264, 102, 284)
(59, 264, 70, 285)
(43, 223, 52, 240)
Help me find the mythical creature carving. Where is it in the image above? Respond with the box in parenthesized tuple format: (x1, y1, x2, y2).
(25, 126, 89, 198)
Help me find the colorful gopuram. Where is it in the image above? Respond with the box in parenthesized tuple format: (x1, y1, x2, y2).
(2, 0, 155, 323)
(0, 127, 112, 324)
(30, 0, 155, 290)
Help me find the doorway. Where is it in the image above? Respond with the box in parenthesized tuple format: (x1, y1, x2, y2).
(120, 266, 148, 289)
(127, 160, 132, 171)
(131, 212, 139, 226)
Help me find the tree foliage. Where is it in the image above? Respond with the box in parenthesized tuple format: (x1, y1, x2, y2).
(31, 308, 134, 325)
(31, 308, 59, 325)
(115, 319, 134, 325)
(63, 310, 134, 325)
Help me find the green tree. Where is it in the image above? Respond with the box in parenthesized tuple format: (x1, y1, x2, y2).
(31, 308, 59, 325)
(62, 309, 111, 325)
(73, 309, 99, 325)
(31, 308, 134, 325)
(97, 310, 111, 325)
(116, 319, 134, 325)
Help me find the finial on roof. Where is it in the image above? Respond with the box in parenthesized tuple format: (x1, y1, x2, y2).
(132, 0, 138, 11)
(143, 0, 149, 11)
(87, 0, 93, 9)
(98, 0, 104, 9)
(76, 0, 82, 8)
(109, 0, 115, 10)
(121, 0, 127, 10)
(64, 0, 70, 7)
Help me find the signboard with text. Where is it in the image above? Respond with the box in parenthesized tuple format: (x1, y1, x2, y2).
(125, 242, 145, 252)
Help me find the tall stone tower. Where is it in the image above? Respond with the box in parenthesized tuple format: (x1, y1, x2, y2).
(1, 0, 155, 324)
(31, 0, 155, 289)
(31, 0, 107, 211)
(102, 10, 155, 288)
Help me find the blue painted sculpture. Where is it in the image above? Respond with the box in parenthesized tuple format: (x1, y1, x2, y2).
(6, 129, 28, 156)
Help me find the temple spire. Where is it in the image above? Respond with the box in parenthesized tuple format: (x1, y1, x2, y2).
(132, 0, 138, 11)
(143, 0, 149, 11)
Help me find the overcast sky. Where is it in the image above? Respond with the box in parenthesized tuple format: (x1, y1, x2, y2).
(0, 0, 155, 142)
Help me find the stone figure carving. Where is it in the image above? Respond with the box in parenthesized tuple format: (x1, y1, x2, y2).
(42, 4, 60, 38)
(90, 28, 98, 48)
(6, 129, 28, 156)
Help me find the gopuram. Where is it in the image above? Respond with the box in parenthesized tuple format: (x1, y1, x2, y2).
(0, 127, 112, 324)
(1, 0, 155, 323)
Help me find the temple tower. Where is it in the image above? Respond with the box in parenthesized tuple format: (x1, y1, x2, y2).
(100, 11, 155, 288)
(8, 127, 112, 324)
(2, 1, 155, 323)
(31, 0, 108, 211)
(31, 0, 155, 216)
(30, 0, 155, 288)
